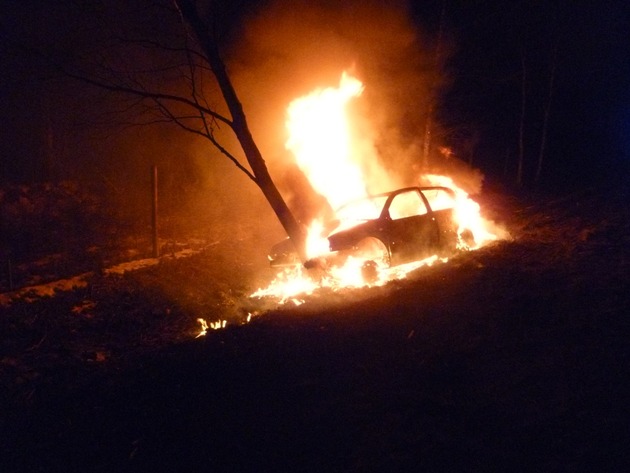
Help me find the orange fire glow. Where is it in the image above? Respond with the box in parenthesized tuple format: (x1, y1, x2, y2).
(285, 72, 368, 211)
(195, 318, 226, 337)
(252, 71, 503, 303)
(420, 174, 498, 249)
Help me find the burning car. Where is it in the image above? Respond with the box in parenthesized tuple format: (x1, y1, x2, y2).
(269, 186, 473, 274)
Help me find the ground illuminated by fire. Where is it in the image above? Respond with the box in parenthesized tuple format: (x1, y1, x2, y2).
(198, 72, 507, 335)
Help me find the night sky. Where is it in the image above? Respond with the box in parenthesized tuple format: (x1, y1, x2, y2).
(1, 0, 628, 191)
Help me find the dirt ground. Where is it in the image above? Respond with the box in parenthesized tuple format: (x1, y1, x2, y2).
(1, 183, 629, 472)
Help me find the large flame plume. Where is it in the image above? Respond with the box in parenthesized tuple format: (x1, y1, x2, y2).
(251, 71, 505, 303)
(285, 72, 367, 211)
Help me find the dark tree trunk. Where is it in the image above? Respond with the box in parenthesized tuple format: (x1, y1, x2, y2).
(175, 0, 307, 262)
(535, 44, 557, 186)
(517, 48, 526, 187)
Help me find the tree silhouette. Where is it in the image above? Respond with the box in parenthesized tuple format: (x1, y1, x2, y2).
(61, 0, 308, 262)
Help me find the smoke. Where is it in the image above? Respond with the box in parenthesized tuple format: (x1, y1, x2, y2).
(64, 0, 485, 245)
(229, 0, 483, 212)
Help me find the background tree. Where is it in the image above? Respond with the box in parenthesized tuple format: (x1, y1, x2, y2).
(535, 43, 558, 187)
(517, 44, 526, 188)
(436, 0, 629, 190)
(59, 0, 308, 262)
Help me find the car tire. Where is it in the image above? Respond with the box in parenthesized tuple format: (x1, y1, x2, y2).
(355, 237, 390, 268)
(361, 260, 380, 283)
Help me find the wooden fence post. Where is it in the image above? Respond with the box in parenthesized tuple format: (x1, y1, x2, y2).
(152, 165, 159, 258)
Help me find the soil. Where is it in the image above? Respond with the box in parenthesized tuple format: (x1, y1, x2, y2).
(1, 184, 629, 472)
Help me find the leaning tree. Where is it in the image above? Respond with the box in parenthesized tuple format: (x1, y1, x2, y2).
(63, 0, 308, 262)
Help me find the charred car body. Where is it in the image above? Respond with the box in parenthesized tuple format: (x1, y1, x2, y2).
(269, 186, 471, 273)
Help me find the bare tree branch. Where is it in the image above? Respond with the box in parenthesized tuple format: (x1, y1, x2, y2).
(151, 96, 256, 181)
(63, 69, 233, 128)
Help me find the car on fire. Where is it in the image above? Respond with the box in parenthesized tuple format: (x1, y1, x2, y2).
(269, 186, 472, 273)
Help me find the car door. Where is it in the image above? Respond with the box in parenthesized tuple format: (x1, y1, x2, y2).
(382, 188, 440, 265)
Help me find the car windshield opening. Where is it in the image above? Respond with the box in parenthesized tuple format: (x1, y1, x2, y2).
(335, 195, 389, 221)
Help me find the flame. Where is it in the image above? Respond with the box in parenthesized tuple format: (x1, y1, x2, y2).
(285, 72, 368, 211)
(420, 174, 498, 249)
(252, 254, 450, 305)
(196, 318, 226, 337)
(252, 71, 504, 303)
(195, 318, 208, 337)
(305, 219, 329, 259)
(250, 266, 318, 304)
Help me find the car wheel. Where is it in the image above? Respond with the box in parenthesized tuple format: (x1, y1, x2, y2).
(355, 237, 390, 265)
(361, 260, 379, 283)
(354, 237, 390, 280)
